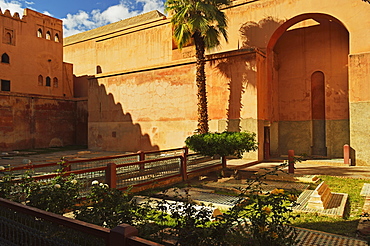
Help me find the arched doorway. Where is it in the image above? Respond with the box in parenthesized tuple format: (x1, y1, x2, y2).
(266, 14, 349, 158)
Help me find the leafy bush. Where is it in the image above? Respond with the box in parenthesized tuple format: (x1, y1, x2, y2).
(1, 161, 299, 245)
(139, 163, 299, 246)
(185, 131, 258, 158)
(26, 174, 80, 215)
(0, 165, 33, 203)
(74, 181, 140, 228)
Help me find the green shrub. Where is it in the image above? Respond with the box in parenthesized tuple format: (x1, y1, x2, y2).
(27, 174, 80, 214)
(185, 131, 258, 158)
(74, 181, 139, 228)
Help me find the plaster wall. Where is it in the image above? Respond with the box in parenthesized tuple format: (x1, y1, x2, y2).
(272, 19, 349, 157)
(64, 0, 370, 162)
(0, 9, 73, 97)
(349, 52, 370, 165)
(0, 92, 87, 151)
(87, 50, 260, 152)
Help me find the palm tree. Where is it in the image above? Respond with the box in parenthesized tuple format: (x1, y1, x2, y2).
(165, 0, 231, 134)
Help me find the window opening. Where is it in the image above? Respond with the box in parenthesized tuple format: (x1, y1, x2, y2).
(37, 28, 42, 38)
(53, 77, 58, 88)
(38, 75, 43, 86)
(46, 76, 51, 87)
(54, 34, 59, 42)
(5, 32, 11, 44)
(1, 53, 9, 63)
(46, 31, 51, 40)
(1, 80, 10, 91)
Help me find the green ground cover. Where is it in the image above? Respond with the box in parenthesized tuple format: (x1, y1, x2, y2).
(292, 175, 368, 238)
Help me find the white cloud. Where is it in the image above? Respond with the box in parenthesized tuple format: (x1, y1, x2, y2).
(0, 1, 23, 15)
(42, 10, 52, 16)
(139, 0, 164, 13)
(0, 0, 165, 37)
(63, 0, 165, 37)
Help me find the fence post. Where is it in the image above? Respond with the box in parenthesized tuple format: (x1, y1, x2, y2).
(138, 151, 145, 171)
(344, 144, 350, 165)
(183, 146, 189, 156)
(109, 223, 138, 246)
(181, 152, 188, 181)
(138, 151, 145, 161)
(288, 150, 295, 174)
(106, 163, 117, 189)
(221, 156, 227, 169)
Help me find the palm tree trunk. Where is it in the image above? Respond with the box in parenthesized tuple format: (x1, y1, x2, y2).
(194, 32, 209, 134)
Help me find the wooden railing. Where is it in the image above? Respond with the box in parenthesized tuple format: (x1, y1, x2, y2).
(0, 198, 161, 246)
(0, 148, 226, 245)
(7, 147, 226, 193)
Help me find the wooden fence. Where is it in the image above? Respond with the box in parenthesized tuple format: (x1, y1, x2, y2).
(0, 198, 161, 246)
(0, 148, 226, 245)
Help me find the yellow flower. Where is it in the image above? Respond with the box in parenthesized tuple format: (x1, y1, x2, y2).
(288, 194, 297, 201)
(271, 188, 284, 195)
(262, 206, 272, 215)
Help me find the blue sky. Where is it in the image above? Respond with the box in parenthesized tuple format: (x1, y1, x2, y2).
(0, 0, 165, 37)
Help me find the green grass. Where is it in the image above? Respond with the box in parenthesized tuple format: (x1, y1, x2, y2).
(292, 175, 368, 238)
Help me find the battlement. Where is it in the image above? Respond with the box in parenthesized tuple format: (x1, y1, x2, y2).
(0, 8, 62, 32)
(0, 8, 22, 20)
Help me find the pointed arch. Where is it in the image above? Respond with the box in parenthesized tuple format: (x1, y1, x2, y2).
(37, 28, 43, 38)
(1, 53, 9, 63)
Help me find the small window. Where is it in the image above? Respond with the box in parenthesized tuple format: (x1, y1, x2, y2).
(46, 76, 51, 87)
(3, 29, 14, 45)
(53, 77, 58, 88)
(54, 34, 59, 42)
(38, 75, 43, 86)
(1, 53, 9, 63)
(5, 32, 11, 44)
(46, 31, 51, 40)
(37, 28, 42, 38)
(1, 80, 10, 91)
(96, 65, 102, 74)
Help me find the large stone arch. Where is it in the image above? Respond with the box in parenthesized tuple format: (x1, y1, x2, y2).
(264, 13, 349, 158)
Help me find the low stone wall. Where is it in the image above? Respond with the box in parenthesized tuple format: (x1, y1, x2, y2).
(0, 92, 87, 151)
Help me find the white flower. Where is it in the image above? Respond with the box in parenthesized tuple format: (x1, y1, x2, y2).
(104, 184, 109, 188)
(99, 183, 104, 187)
(54, 184, 61, 189)
(91, 180, 99, 185)
(0, 166, 5, 171)
(70, 180, 77, 185)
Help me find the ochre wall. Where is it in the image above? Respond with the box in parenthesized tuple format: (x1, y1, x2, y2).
(86, 50, 261, 158)
(64, 0, 370, 164)
(0, 92, 87, 151)
(273, 19, 349, 157)
(0, 8, 72, 97)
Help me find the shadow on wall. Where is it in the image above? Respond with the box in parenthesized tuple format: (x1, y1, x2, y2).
(88, 78, 159, 152)
(214, 54, 257, 132)
(209, 17, 282, 132)
(239, 16, 283, 50)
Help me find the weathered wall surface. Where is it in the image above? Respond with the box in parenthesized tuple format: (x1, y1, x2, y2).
(0, 9, 73, 97)
(349, 52, 370, 165)
(0, 92, 87, 151)
(87, 50, 260, 156)
(273, 18, 349, 157)
(64, 0, 370, 163)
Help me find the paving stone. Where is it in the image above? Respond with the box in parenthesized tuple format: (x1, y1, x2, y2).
(360, 183, 370, 196)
